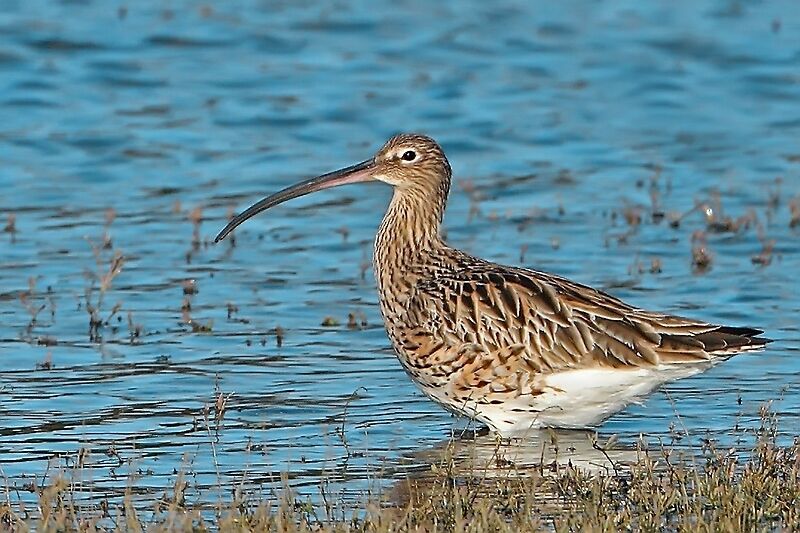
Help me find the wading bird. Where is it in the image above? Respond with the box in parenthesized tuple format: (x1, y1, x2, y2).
(215, 134, 769, 436)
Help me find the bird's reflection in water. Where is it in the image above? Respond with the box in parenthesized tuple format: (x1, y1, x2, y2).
(417, 427, 639, 476)
(386, 426, 642, 508)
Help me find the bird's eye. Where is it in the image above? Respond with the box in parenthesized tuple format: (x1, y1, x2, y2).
(400, 150, 417, 161)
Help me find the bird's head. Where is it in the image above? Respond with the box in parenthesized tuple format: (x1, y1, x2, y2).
(215, 133, 451, 242)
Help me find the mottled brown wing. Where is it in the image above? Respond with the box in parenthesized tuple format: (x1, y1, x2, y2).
(409, 264, 767, 373)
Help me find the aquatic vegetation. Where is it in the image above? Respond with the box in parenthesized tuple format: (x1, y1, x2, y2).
(1, 409, 797, 531)
(690, 231, 713, 274)
(84, 244, 125, 343)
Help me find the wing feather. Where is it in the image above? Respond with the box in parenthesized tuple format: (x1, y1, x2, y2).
(409, 262, 768, 375)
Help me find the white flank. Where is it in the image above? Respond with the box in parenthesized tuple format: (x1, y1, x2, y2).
(479, 363, 714, 436)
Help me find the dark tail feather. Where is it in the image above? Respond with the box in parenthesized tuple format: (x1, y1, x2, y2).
(696, 325, 772, 355)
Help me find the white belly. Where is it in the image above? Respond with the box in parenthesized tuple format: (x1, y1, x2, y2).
(420, 364, 713, 437)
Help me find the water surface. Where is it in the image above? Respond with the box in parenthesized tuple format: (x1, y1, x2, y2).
(1, 0, 799, 511)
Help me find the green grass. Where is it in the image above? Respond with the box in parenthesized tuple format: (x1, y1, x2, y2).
(2, 408, 798, 532)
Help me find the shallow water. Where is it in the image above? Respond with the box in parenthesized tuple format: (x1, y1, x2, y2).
(1, 0, 799, 511)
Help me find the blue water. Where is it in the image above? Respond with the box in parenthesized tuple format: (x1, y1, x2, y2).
(1, 0, 798, 510)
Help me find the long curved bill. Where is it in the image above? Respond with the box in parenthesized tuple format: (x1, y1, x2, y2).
(215, 159, 376, 243)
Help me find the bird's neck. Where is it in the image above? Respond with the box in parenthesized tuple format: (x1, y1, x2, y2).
(373, 186, 447, 309)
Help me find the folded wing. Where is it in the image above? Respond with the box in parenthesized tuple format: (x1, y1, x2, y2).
(408, 263, 768, 374)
